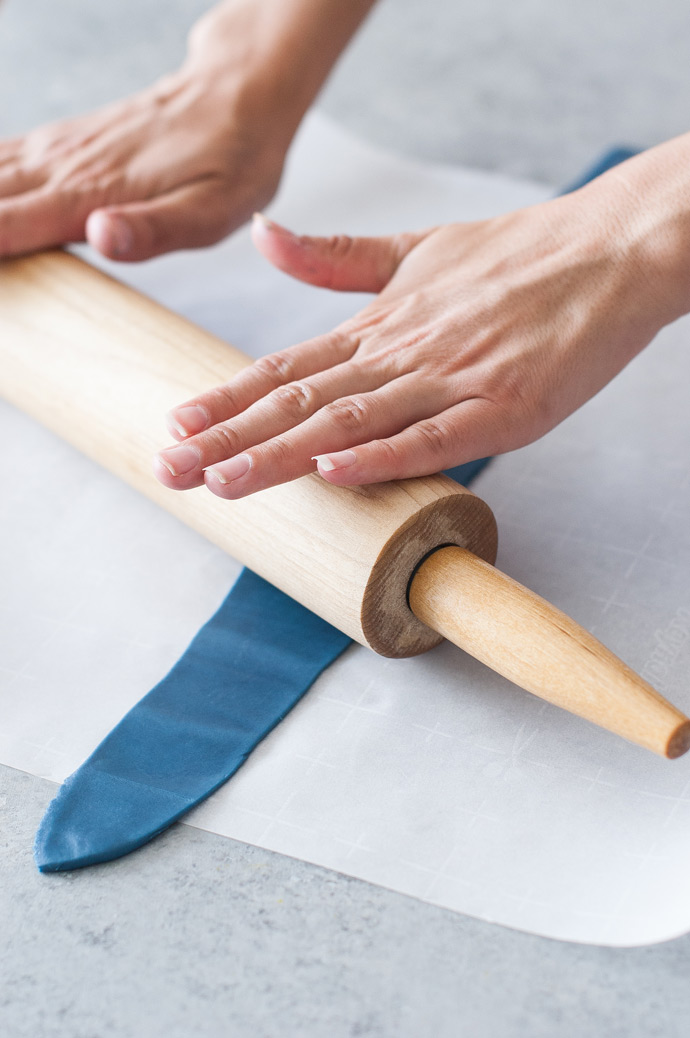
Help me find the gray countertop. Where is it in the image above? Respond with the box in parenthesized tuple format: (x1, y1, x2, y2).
(2, 1, 690, 1034)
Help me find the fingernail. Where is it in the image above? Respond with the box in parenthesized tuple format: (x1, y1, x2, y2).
(207, 454, 252, 484)
(156, 444, 200, 476)
(252, 212, 290, 236)
(312, 450, 357, 472)
(167, 405, 209, 437)
(106, 215, 133, 258)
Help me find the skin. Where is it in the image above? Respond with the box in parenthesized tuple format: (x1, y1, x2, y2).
(2, 1, 689, 497)
(0, 0, 377, 260)
(154, 134, 690, 496)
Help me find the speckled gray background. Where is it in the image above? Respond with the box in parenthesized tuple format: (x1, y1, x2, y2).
(2, 1, 690, 1034)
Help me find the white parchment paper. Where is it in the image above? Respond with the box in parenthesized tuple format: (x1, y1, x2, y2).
(2, 113, 690, 947)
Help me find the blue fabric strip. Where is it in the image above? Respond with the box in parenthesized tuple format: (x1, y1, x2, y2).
(35, 571, 351, 871)
(35, 145, 638, 872)
(559, 146, 639, 195)
(34, 461, 486, 872)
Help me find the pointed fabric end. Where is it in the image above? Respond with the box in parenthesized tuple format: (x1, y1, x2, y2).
(33, 570, 351, 873)
(34, 769, 191, 872)
(33, 469, 484, 874)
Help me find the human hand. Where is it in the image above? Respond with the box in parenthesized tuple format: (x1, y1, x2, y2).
(154, 158, 684, 497)
(0, 0, 373, 261)
(0, 77, 283, 261)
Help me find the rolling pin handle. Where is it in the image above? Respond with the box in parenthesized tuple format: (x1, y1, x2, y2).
(408, 546, 690, 759)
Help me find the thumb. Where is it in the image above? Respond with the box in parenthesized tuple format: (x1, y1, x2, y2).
(251, 213, 433, 293)
(85, 181, 236, 262)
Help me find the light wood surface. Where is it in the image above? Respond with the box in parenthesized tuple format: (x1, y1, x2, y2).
(0, 250, 497, 656)
(1, 249, 688, 757)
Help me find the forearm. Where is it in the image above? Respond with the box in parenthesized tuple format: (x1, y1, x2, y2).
(184, 0, 378, 147)
(575, 130, 690, 330)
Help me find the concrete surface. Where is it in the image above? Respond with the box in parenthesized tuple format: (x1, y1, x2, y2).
(2, 1, 690, 1035)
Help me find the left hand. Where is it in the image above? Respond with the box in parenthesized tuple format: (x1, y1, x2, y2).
(153, 169, 679, 498)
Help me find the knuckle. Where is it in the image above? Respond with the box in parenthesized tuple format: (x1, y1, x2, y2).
(414, 418, 449, 456)
(363, 437, 410, 480)
(208, 383, 241, 415)
(321, 326, 362, 362)
(203, 422, 240, 456)
(257, 434, 292, 467)
(50, 165, 122, 199)
(324, 395, 371, 433)
(253, 351, 296, 386)
(271, 380, 317, 416)
(490, 398, 543, 451)
(326, 233, 355, 261)
(346, 352, 382, 380)
(477, 360, 544, 435)
(373, 437, 403, 464)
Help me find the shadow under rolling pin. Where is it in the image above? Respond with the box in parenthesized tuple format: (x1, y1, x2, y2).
(1, 250, 689, 759)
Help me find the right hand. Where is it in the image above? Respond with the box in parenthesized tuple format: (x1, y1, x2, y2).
(0, 1, 296, 261)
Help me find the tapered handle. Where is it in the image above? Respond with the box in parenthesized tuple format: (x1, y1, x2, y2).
(409, 546, 690, 758)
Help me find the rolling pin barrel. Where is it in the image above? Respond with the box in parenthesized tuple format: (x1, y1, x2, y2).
(2, 250, 689, 758)
(0, 251, 497, 656)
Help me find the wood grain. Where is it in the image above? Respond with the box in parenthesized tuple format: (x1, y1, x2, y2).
(0, 250, 497, 656)
(410, 547, 690, 757)
(3, 249, 688, 756)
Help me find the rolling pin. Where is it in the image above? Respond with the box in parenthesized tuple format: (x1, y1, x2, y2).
(1, 249, 689, 759)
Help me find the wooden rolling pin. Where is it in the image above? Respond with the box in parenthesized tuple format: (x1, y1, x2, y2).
(1, 250, 689, 759)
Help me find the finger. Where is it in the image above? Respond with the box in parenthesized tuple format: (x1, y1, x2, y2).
(85, 178, 239, 262)
(312, 399, 502, 486)
(155, 358, 389, 489)
(164, 332, 359, 440)
(251, 213, 433, 293)
(201, 375, 458, 500)
(0, 164, 46, 200)
(0, 187, 87, 255)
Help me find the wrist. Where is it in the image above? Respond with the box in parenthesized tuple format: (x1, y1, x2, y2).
(582, 137, 690, 329)
(182, 1, 301, 151)
(183, 0, 376, 151)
